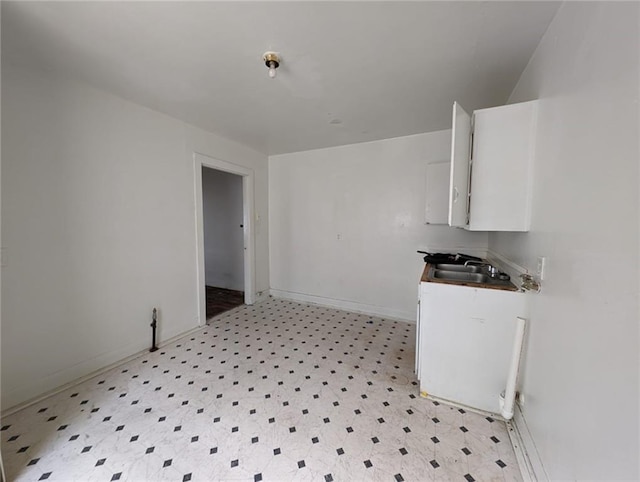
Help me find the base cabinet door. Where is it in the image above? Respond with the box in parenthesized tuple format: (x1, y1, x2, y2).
(417, 282, 527, 413)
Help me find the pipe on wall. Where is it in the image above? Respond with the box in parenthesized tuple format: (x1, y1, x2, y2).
(501, 316, 526, 419)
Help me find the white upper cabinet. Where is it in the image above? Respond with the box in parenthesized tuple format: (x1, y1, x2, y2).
(449, 100, 537, 232)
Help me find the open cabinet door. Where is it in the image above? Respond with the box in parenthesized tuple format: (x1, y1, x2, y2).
(448, 102, 472, 227)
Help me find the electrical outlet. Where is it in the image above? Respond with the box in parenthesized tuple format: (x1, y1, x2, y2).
(536, 256, 546, 280)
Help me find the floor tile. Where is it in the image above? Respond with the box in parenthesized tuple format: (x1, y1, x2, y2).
(2, 298, 522, 481)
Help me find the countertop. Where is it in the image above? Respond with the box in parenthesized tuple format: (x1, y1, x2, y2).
(421, 263, 518, 292)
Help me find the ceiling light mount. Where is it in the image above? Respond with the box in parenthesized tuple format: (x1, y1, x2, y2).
(263, 51, 280, 79)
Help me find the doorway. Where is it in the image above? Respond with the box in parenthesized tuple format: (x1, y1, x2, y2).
(194, 153, 255, 324)
(202, 167, 244, 318)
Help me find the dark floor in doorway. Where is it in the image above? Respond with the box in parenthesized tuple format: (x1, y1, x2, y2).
(206, 285, 244, 319)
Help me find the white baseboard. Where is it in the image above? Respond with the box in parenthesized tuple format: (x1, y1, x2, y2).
(1, 324, 203, 417)
(269, 289, 415, 323)
(508, 403, 548, 482)
(253, 289, 271, 304)
(420, 392, 505, 421)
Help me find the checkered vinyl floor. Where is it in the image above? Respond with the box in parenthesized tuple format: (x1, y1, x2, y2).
(1, 298, 522, 481)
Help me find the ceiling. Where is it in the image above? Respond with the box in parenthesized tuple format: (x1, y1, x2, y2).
(2, 1, 560, 155)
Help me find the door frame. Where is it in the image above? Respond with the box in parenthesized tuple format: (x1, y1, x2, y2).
(194, 152, 255, 325)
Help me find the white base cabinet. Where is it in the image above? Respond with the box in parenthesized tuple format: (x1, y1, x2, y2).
(416, 281, 527, 414)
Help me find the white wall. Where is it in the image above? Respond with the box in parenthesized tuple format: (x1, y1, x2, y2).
(202, 167, 244, 291)
(269, 131, 488, 321)
(489, 3, 639, 479)
(1, 62, 269, 409)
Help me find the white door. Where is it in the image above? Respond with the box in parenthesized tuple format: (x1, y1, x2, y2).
(448, 102, 472, 227)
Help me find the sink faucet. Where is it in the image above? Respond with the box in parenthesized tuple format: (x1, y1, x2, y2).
(464, 260, 484, 266)
(464, 260, 499, 277)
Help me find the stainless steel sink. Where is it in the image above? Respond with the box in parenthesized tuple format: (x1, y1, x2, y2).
(435, 264, 482, 273)
(432, 270, 489, 283)
(426, 261, 515, 289)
